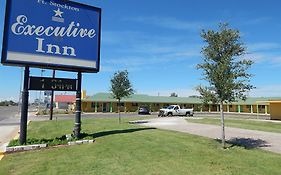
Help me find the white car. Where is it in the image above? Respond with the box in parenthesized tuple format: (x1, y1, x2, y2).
(158, 105, 194, 117)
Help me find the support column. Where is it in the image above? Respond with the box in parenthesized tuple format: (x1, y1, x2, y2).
(95, 102, 98, 112)
(256, 104, 259, 114)
(250, 105, 253, 114)
(74, 72, 82, 138)
(19, 66, 30, 145)
(227, 105, 230, 113)
(217, 105, 219, 112)
(209, 105, 211, 112)
(124, 102, 127, 113)
(49, 70, 55, 120)
(110, 102, 113, 113)
(238, 105, 241, 113)
(200, 105, 203, 112)
(265, 105, 268, 114)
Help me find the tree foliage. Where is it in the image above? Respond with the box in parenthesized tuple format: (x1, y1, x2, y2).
(197, 23, 254, 148)
(197, 23, 254, 104)
(110, 70, 134, 101)
(110, 70, 134, 123)
(170, 92, 178, 97)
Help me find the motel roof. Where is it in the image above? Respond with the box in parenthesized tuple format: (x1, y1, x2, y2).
(55, 95, 76, 103)
(83, 93, 281, 105)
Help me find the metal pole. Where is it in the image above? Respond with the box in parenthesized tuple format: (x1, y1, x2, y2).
(19, 66, 30, 145)
(49, 70, 56, 120)
(74, 71, 82, 138)
(18, 67, 23, 114)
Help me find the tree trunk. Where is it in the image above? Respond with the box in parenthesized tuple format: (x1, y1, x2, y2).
(118, 99, 121, 124)
(220, 101, 226, 148)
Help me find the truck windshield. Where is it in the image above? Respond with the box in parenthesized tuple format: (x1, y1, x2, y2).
(167, 106, 174, 109)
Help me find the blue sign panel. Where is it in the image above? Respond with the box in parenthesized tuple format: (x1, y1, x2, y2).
(1, 0, 101, 72)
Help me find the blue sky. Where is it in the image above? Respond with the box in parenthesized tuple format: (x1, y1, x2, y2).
(1, 0, 281, 101)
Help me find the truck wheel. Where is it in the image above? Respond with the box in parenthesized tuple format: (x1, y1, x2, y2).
(168, 113, 173, 117)
(185, 112, 190, 117)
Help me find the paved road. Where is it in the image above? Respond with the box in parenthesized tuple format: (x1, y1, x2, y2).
(0, 106, 20, 122)
(137, 117, 281, 154)
(0, 106, 21, 152)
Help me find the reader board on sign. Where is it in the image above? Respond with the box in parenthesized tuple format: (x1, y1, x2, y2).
(1, 0, 101, 73)
(29, 76, 77, 91)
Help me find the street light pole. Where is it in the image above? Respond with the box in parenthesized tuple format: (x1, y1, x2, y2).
(19, 66, 30, 145)
(38, 69, 45, 113)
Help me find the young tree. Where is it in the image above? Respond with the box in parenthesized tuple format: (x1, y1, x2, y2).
(170, 92, 178, 97)
(110, 70, 134, 124)
(197, 23, 254, 148)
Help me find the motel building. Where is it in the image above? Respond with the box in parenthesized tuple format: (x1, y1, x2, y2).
(76, 91, 281, 120)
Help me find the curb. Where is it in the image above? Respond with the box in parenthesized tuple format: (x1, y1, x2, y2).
(6, 144, 47, 153)
(0, 154, 4, 161)
(0, 120, 31, 161)
(68, 139, 95, 145)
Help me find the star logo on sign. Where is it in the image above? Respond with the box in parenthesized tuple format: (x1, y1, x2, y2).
(53, 8, 63, 18)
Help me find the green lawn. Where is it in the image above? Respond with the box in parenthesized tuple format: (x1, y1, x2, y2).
(187, 118, 281, 133)
(1, 117, 281, 175)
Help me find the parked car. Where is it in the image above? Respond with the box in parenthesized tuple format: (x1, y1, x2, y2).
(158, 105, 193, 117)
(138, 107, 150, 115)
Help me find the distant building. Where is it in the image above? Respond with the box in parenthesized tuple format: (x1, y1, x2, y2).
(55, 95, 76, 110)
(81, 91, 281, 120)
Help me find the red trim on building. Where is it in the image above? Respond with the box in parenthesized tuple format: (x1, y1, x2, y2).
(55, 95, 76, 103)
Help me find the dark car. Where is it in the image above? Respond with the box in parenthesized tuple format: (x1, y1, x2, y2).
(138, 107, 150, 115)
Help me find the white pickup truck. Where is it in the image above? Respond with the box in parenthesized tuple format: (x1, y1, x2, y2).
(158, 105, 194, 117)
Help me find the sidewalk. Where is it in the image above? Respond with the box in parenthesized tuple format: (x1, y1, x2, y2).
(138, 117, 281, 154)
(0, 119, 19, 160)
(0, 112, 36, 158)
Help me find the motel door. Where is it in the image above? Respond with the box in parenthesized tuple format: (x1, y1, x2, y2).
(103, 103, 108, 112)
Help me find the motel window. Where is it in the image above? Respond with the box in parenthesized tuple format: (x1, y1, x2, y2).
(258, 105, 265, 109)
(229, 105, 233, 108)
(120, 103, 125, 107)
(247, 105, 251, 109)
(91, 102, 99, 108)
(132, 103, 138, 107)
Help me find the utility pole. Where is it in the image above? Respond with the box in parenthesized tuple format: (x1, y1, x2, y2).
(38, 69, 45, 113)
(49, 70, 55, 120)
(18, 67, 23, 114)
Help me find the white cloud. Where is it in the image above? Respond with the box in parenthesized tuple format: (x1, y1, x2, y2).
(123, 16, 207, 31)
(250, 85, 281, 97)
(0, 96, 18, 102)
(247, 42, 281, 52)
(101, 29, 203, 72)
(139, 88, 199, 97)
(241, 17, 272, 26)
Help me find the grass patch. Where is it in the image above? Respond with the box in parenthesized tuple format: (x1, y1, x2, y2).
(187, 118, 281, 133)
(0, 117, 281, 175)
(8, 136, 69, 147)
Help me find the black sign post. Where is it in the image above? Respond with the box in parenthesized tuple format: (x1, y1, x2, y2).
(49, 70, 56, 121)
(29, 77, 77, 91)
(74, 72, 82, 138)
(19, 66, 29, 145)
(2, 0, 101, 145)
